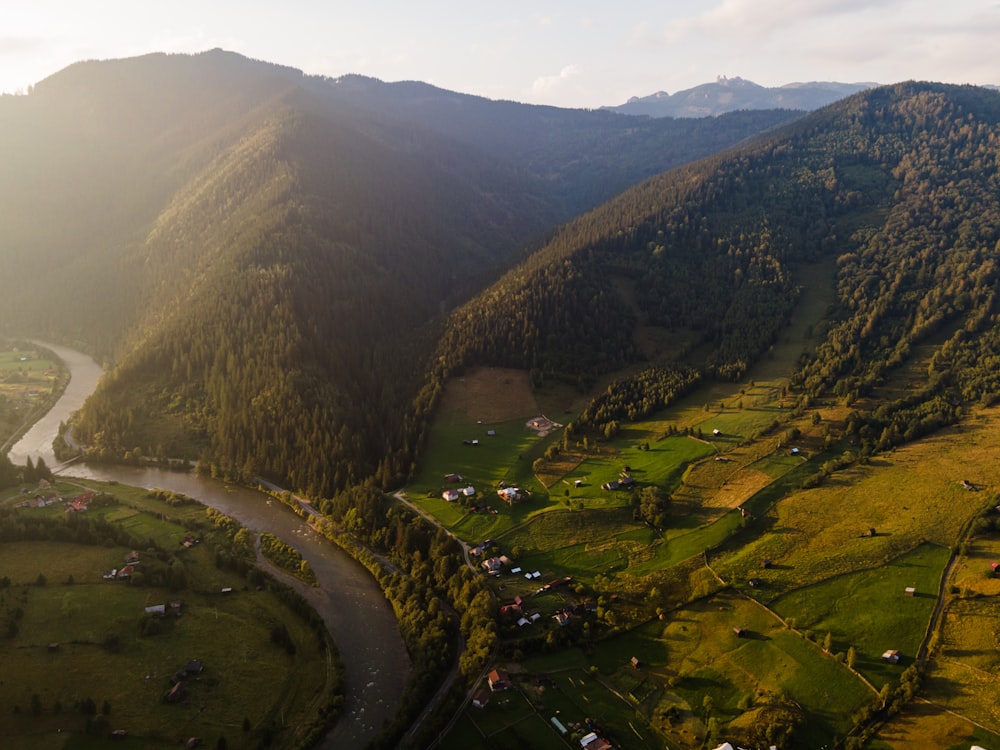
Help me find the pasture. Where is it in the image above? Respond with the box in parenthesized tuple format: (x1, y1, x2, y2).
(0, 494, 337, 749)
(770, 543, 949, 688)
(417, 265, 1000, 749)
(709, 422, 999, 601)
(0, 345, 63, 449)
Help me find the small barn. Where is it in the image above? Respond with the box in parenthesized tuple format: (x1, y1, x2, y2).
(488, 668, 511, 691)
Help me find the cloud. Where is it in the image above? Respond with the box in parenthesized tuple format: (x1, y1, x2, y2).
(531, 64, 582, 94)
(666, 0, 903, 41)
(0, 35, 44, 56)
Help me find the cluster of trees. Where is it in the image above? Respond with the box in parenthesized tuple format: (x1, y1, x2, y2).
(259, 532, 315, 584)
(307, 484, 496, 749)
(566, 366, 700, 440)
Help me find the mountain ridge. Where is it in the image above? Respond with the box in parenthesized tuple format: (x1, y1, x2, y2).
(605, 75, 878, 117)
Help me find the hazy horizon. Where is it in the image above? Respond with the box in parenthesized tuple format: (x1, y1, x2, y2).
(2, 1, 997, 108)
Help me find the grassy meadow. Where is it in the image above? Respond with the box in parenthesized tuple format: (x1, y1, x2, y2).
(413, 265, 1000, 748)
(0, 345, 65, 452)
(0, 485, 338, 750)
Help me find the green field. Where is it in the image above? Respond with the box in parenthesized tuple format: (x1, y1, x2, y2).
(770, 543, 949, 688)
(0, 486, 339, 749)
(0, 344, 65, 453)
(412, 276, 1000, 748)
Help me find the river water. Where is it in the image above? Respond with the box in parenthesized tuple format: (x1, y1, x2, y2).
(8, 342, 410, 747)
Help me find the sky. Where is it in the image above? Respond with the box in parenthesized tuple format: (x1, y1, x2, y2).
(1, 1, 997, 109)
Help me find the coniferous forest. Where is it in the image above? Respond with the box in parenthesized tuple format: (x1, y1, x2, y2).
(4, 50, 1000, 749)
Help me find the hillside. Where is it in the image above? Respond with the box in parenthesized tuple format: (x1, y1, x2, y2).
(407, 81, 1000, 749)
(0, 50, 796, 496)
(437, 82, 1000, 439)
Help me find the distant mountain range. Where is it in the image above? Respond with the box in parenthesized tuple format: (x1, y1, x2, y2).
(604, 76, 878, 117)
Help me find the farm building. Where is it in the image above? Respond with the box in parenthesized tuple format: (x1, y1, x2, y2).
(462, 485, 476, 497)
(472, 689, 491, 708)
(882, 649, 901, 664)
(580, 732, 613, 750)
(442, 489, 460, 502)
(444, 473, 463, 483)
(497, 486, 521, 504)
(733, 626, 745, 638)
(488, 669, 511, 691)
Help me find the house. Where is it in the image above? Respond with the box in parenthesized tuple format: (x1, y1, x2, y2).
(185, 659, 204, 674)
(444, 473, 463, 483)
(517, 617, 530, 627)
(117, 565, 135, 580)
(882, 649, 901, 664)
(905, 587, 916, 596)
(472, 689, 491, 708)
(497, 486, 521, 504)
(442, 489, 460, 502)
(482, 557, 503, 575)
(580, 732, 613, 750)
(462, 485, 476, 497)
(553, 611, 571, 627)
(487, 669, 511, 691)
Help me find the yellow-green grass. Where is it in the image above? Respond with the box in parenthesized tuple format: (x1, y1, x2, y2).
(539, 589, 872, 747)
(923, 595, 1000, 734)
(501, 508, 659, 581)
(770, 543, 949, 688)
(0, 542, 332, 750)
(869, 699, 1000, 750)
(951, 533, 1000, 598)
(710, 419, 1000, 601)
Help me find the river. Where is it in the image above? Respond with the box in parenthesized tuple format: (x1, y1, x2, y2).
(7, 342, 410, 748)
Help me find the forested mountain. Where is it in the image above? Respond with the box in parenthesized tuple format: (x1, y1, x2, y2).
(437, 82, 1000, 448)
(0, 50, 796, 496)
(604, 76, 875, 118)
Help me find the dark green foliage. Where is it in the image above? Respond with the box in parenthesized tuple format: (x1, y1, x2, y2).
(568, 366, 701, 438)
